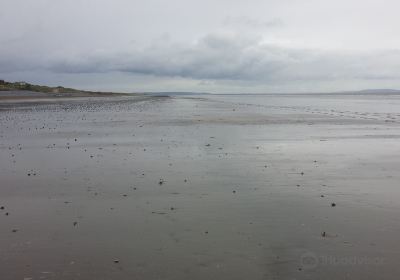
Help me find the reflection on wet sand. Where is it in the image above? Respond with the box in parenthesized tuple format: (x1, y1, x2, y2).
(1, 94, 400, 280)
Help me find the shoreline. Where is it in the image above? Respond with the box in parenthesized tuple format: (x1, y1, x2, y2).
(0, 90, 134, 101)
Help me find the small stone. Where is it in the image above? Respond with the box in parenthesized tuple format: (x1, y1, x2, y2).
(113, 259, 119, 264)
(0, 206, 4, 210)
(331, 203, 336, 207)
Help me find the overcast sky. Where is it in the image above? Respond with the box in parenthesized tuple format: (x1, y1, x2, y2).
(1, 0, 400, 93)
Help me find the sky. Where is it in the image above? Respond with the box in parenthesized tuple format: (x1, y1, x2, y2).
(1, 0, 400, 93)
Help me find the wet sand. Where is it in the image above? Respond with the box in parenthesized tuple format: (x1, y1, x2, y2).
(1, 94, 400, 279)
(0, 90, 130, 101)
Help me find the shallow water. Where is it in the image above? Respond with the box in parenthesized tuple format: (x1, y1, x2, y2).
(1, 94, 400, 279)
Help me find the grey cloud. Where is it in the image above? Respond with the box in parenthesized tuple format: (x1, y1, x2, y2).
(46, 33, 400, 83)
(3, 32, 400, 86)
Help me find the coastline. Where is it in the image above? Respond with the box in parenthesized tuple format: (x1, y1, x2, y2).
(0, 90, 134, 100)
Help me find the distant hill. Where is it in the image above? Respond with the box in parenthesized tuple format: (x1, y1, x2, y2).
(0, 79, 128, 96)
(1, 80, 84, 93)
(2, 79, 399, 96)
(352, 89, 400, 94)
(317, 89, 400, 96)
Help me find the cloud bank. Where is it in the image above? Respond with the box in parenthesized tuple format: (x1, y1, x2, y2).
(30, 33, 400, 84)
